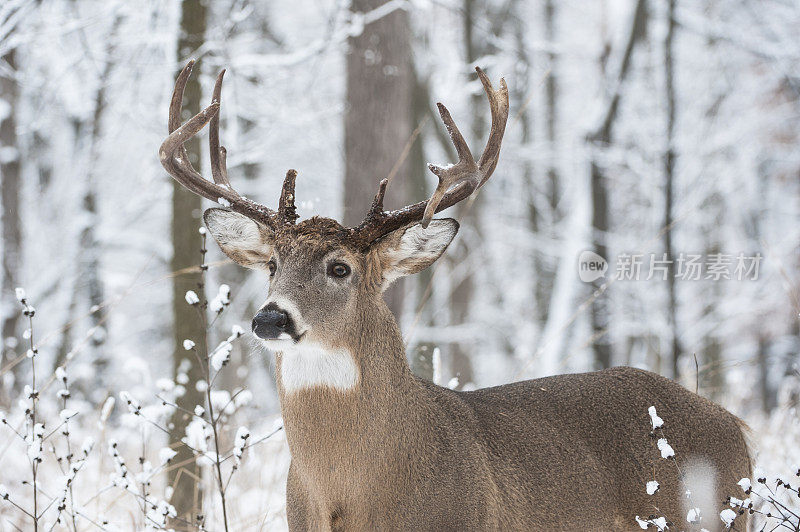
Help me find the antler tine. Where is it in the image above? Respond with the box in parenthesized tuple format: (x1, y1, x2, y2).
(278, 169, 299, 224)
(352, 67, 509, 245)
(422, 100, 480, 227)
(159, 61, 278, 225)
(475, 67, 509, 186)
(368, 178, 389, 216)
(209, 69, 231, 187)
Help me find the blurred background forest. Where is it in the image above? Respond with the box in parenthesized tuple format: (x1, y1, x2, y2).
(0, 0, 799, 529)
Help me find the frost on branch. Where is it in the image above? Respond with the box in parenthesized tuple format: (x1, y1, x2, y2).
(210, 342, 233, 371)
(183, 417, 210, 454)
(81, 437, 94, 456)
(27, 422, 45, 463)
(107, 439, 130, 489)
(159, 447, 178, 465)
(646, 480, 660, 495)
(737, 477, 751, 492)
(209, 284, 231, 313)
(233, 426, 250, 466)
(59, 408, 78, 421)
(211, 390, 235, 416)
(119, 391, 141, 415)
(635, 515, 668, 530)
(209, 325, 246, 371)
(720, 508, 737, 528)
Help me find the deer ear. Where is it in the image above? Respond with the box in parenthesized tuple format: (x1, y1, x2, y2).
(203, 208, 275, 269)
(373, 219, 459, 290)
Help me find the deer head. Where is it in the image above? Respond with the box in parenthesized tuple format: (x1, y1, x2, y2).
(159, 62, 508, 390)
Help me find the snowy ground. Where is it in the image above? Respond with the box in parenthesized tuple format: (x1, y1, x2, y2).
(0, 362, 797, 531)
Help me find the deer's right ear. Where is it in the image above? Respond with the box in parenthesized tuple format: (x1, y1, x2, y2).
(203, 208, 275, 269)
(371, 218, 459, 291)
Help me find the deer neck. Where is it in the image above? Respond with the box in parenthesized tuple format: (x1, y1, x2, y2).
(275, 301, 422, 466)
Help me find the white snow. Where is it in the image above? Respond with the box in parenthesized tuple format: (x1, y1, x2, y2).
(59, 408, 78, 421)
(184, 290, 200, 305)
(648, 406, 664, 430)
(720, 508, 737, 527)
(158, 447, 177, 465)
(210, 341, 234, 371)
(209, 284, 231, 313)
(233, 426, 250, 465)
(657, 438, 675, 459)
(432, 347, 441, 385)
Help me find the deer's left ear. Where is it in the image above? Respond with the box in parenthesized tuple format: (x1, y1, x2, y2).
(204, 208, 275, 269)
(371, 219, 459, 291)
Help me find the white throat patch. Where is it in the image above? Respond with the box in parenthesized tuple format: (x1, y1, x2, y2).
(278, 342, 359, 393)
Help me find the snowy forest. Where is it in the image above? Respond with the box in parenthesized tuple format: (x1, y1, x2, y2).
(0, 0, 799, 530)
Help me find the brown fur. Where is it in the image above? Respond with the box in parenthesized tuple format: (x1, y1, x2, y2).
(204, 211, 751, 531)
(279, 299, 751, 531)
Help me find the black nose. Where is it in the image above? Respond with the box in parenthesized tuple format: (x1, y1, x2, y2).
(251, 306, 293, 340)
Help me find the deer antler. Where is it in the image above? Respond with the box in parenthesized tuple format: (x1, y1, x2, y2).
(159, 61, 299, 227)
(352, 67, 509, 245)
(161, 63, 508, 243)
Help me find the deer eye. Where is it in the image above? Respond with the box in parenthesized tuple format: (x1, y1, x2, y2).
(267, 259, 277, 276)
(327, 262, 351, 278)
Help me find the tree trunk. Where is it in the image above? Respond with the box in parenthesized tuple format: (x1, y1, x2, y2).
(343, 0, 412, 318)
(446, 0, 515, 384)
(445, 0, 485, 389)
(509, 4, 549, 371)
(169, 0, 208, 522)
(757, 336, 775, 413)
(587, 0, 648, 370)
(786, 319, 799, 409)
(77, 16, 121, 389)
(0, 49, 22, 396)
(408, 71, 437, 380)
(537, 0, 560, 324)
(663, 0, 681, 380)
(544, 0, 560, 219)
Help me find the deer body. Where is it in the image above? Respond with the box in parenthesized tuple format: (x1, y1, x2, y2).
(277, 298, 751, 531)
(160, 62, 751, 531)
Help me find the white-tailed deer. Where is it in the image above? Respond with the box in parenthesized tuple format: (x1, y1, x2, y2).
(160, 62, 751, 531)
